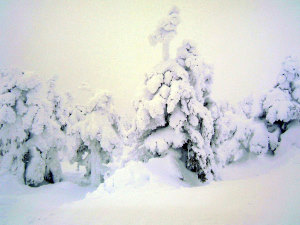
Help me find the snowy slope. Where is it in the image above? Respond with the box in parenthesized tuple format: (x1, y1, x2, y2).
(1, 124, 299, 225)
(0, 174, 95, 225)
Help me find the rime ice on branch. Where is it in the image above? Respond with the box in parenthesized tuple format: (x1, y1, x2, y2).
(149, 7, 180, 61)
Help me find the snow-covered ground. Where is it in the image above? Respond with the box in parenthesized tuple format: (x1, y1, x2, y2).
(1, 124, 300, 225)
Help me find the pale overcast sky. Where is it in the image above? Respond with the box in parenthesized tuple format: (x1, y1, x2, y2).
(1, 0, 299, 115)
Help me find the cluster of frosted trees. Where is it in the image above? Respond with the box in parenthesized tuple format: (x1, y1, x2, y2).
(0, 8, 299, 186)
(0, 70, 123, 186)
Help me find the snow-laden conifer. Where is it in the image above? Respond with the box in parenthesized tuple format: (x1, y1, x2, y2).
(262, 56, 300, 128)
(66, 91, 122, 185)
(134, 38, 216, 181)
(0, 69, 64, 186)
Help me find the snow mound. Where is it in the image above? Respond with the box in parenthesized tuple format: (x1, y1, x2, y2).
(87, 150, 199, 196)
(100, 161, 153, 193)
(277, 122, 300, 153)
(220, 121, 300, 180)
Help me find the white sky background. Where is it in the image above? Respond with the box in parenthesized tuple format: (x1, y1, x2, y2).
(0, 0, 299, 115)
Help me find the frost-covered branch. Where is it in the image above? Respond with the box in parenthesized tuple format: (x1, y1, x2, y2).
(149, 7, 180, 61)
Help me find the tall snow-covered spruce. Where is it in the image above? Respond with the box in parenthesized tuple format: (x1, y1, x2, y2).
(0, 69, 64, 186)
(135, 7, 216, 182)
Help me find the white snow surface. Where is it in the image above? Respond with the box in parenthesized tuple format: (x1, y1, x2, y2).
(1, 124, 300, 225)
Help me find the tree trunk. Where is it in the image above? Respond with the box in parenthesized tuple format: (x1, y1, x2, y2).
(162, 41, 170, 61)
(90, 144, 101, 185)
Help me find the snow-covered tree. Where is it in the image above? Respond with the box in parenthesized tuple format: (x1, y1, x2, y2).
(211, 57, 299, 167)
(149, 7, 180, 61)
(211, 100, 280, 167)
(0, 69, 64, 186)
(261, 56, 300, 131)
(67, 91, 122, 185)
(134, 39, 216, 181)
